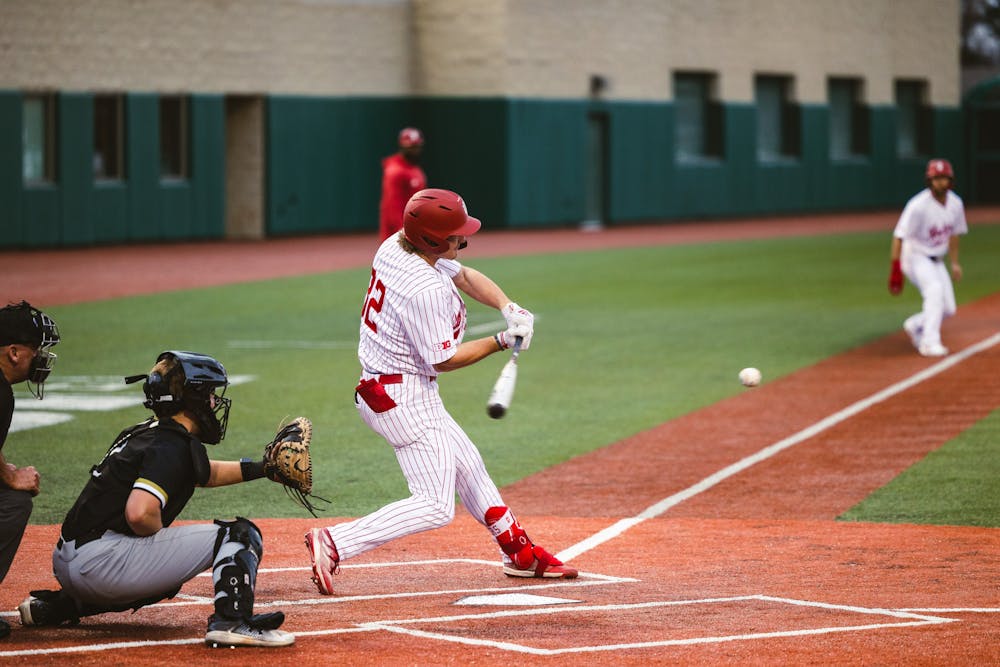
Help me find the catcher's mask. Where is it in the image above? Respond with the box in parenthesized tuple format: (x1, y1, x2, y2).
(125, 350, 231, 444)
(0, 300, 60, 400)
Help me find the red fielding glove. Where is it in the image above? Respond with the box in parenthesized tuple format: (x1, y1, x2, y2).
(888, 260, 904, 295)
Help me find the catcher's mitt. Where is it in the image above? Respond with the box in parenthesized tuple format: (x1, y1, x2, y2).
(263, 417, 328, 517)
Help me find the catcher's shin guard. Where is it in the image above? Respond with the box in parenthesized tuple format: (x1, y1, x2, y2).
(212, 518, 264, 620)
(485, 506, 578, 579)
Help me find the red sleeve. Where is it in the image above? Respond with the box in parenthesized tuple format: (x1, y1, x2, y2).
(379, 156, 427, 240)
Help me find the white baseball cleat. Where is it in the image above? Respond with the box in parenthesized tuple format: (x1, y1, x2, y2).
(205, 623, 294, 648)
(918, 343, 949, 357)
(305, 528, 339, 595)
(205, 612, 292, 648)
(903, 321, 923, 350)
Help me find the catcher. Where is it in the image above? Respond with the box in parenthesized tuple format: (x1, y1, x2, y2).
(16, 350, 314, 648)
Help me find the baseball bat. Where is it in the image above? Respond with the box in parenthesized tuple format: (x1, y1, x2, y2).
(487, 336, 522, 419)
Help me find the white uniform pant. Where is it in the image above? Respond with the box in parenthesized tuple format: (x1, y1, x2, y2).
(328, 374, 505, 561)
(901, 249, 956, 348)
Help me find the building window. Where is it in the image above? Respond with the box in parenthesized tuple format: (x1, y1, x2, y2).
(895, 80, 932, 158)
(755, 75, 801, 161)
(22, 94, 56, 184)
(828, 77, 870, 160)
(674, 72, 724, 161)
(159, 95, 189, 179)
(94, 94, 125, 180)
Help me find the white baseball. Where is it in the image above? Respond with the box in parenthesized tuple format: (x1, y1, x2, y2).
(738, 367, 762, 387)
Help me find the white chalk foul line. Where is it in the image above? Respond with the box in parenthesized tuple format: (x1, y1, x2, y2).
(350, 594, 957, 656)
(558, 331, 1000, 563)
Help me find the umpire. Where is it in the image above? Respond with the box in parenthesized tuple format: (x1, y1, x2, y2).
(0, 301, 60, 640)
(17, 350, 294, 648)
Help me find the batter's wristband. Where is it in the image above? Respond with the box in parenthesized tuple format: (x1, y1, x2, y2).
(240, 457, 266, 481)
(493, 333, 506, 351)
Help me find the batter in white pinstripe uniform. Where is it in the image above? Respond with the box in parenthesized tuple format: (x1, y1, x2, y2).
(305, 189, 576, 594)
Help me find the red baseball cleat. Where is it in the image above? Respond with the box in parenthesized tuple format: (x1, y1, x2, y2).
(502, 546, 578, 579)
(305, 528, 340, 595)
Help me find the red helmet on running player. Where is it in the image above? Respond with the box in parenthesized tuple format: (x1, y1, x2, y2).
(398, 127, 424, 148)
(402, 189, 481, 255)
(925, 158, 954, 181)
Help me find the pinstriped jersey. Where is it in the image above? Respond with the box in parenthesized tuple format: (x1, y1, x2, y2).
(359, 234, 466, 376)
(893, 189, 967, 257)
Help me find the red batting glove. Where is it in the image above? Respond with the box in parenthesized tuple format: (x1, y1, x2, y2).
(888, 260, 903, 295)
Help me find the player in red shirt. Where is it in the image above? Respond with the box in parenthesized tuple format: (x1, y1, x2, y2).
(379, 127, 427, 241)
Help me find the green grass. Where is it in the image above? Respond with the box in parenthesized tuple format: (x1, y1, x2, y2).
(8, 224, 1000, 525)
(840, 408, 1000, 527)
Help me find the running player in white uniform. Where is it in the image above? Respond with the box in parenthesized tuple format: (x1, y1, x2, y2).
(305, 189, 577, 594)
(888, 158, 967, 357)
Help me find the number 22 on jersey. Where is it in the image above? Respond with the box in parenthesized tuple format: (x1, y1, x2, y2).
(362, 268, 386, 333)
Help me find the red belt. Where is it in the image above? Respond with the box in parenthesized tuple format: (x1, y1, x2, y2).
(379, 374, 403, 384)
(367, 374, 435, 384)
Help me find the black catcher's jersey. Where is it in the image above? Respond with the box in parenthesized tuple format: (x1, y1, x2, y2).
(60, 418, 211, 542)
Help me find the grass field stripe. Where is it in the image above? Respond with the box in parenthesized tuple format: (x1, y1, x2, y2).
(558, 331, 1000, 563)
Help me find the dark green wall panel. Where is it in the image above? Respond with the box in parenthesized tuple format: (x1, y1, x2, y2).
(20, 188, 60, 247)
(933, 108, 964, 192)
(59, 93, 94, 245)
(414, 98, 509, 229)
(505, 100, 587, 227)
(0, 93, 22, 242)
(125, 93, 160, 242)
(869, 106, 897, 205)
(92, 184, 129, 242)
(725, 104, 757, 212)
(191, 95, 226, 239)
(798, 105, 829, 209)
(160, 184, 193, 239)
(268, 96, 409, 235)
(608, 102, 674, 220)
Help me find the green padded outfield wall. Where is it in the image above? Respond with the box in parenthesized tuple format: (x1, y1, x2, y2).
(266, 96, 415, 236)
(0, 91, 224, 249)
(369, 98, 963, 231)
(2, 92, 965, 247)
(504, 100, 964, 226)
(413, 98, 511, 230)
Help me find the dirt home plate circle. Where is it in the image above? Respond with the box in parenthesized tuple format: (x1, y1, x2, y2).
(739, 367, 762, 387)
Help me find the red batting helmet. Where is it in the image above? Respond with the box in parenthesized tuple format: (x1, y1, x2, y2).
(925, 158, 954, 180)
(402, 189, 481, 255)
(398, 127, 424, 148)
